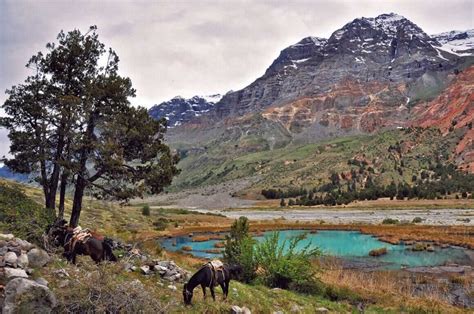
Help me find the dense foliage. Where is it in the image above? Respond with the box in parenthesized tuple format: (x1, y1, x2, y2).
(223, 217, 257, 283)
(0, 182, 53, 244)
(254, 232, 321, 291)
(224, 217, 321, 292)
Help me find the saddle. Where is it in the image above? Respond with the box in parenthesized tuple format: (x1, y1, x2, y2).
(69, 226, 92, 251)
(206, 259, 225, 286)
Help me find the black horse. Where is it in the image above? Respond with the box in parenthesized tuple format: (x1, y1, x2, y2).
(49, 221, 116, 264)
(183, 263, 242, 305)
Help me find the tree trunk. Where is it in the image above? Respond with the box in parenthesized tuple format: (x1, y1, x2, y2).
(69, 176, 86, 227)
(58, 171, 69, 220)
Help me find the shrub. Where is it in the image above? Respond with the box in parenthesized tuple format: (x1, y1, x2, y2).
(382, 218, 399, 224)
(54, 264, 164, 312)
(141, 204, 150, 216)
(152, 218, 168, 230)
(412, 217, 423, 223)
(254, 232, 320, 290)
(223, 217, 257, 283)
(0, 182, 54, 245)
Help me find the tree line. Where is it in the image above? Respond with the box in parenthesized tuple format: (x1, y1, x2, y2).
(263, 163, 474, 206)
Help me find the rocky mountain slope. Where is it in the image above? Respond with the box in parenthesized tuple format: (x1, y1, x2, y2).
(432, 29, 474, 56)
(160, 13, 472, 143)
(151, 13, 474, 191)
(413, 65, 474, 171)
(149, 94, 221, 127)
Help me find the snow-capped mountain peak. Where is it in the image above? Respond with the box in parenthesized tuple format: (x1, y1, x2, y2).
(149, 94, 222, 127)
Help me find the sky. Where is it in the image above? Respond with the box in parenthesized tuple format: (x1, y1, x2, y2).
(0, 0, 473, 158)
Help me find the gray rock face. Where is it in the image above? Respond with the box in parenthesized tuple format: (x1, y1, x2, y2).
(27, 248, 50, 268)
(2, 278, 57, 314)
(213, 13, 458, 118)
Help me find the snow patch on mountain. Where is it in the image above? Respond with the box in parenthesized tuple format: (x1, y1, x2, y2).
(432, 29, 474, 56)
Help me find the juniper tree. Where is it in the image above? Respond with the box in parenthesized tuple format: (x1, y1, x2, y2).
(1, 26, 179, 226)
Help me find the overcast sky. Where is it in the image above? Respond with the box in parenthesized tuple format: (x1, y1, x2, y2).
(0, 0, 473, 157)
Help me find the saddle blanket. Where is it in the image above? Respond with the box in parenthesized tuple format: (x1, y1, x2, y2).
(209, 259, 224, 270)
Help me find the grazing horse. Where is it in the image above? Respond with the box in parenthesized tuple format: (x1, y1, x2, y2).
(49, 221, 117, 264)
(183, 261, 242, 305)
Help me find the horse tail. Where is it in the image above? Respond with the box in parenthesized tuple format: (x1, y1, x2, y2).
(102, 238, 117, 262)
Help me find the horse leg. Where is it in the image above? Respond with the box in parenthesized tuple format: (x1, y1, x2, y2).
(219, 282, 227, 300)
(71, 251, 77, 265)
(201, 284, 207, 299)
(224, 279, 230, 299)
(210, 286, 216, 301)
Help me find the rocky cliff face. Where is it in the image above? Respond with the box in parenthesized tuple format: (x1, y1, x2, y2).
(212, 13, 464, 119)
(412, 66, 474, 172)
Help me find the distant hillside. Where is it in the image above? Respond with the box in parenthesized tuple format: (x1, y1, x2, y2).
(0, 166, 29, 183)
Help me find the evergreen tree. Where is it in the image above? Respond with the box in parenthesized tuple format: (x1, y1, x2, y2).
(1, 26, 179, 226)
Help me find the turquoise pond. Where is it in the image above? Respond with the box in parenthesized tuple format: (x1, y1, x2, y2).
(160, 230, 473, 269)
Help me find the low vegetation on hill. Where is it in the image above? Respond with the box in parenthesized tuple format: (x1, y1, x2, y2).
(170, 127, 471, 201)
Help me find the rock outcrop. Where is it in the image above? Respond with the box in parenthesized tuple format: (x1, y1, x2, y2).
(0, 234, 55, 313)
(2, 278, 57, 314)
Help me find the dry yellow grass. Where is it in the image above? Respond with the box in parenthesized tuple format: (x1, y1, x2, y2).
(319, 258, 472, 313)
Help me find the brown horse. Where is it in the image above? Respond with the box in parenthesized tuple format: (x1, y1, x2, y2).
(50, 221, 117, 264)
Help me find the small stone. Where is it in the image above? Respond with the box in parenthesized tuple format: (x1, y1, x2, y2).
(272, 311, 284, 314)
(4, 252, 18, 267)
(291, 304, 302, 313)
(26, 268, 34, 275)
(0, 239, 7, 247)
(131, 266, 137, 272)
(231, 305, 243, 314)
(167, 284, 177, 291)
(17, 253, 29, 268)
(241, 307, 251, 314)
(16, 239, 34, 251)
(58, 280, 69, 288)
(4, 267, 28, 278)
(35, 277, 49, 286)
(123, 263, 133, 272)
(0, 234, 15, 240)
(52, 269, 69, 278)
(7, 246, 21, 256)
(232, 287, 238, 292)
(27, 248, 50, 268)
(316, 307, 329, 313)
(140, 265, 151, 275)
